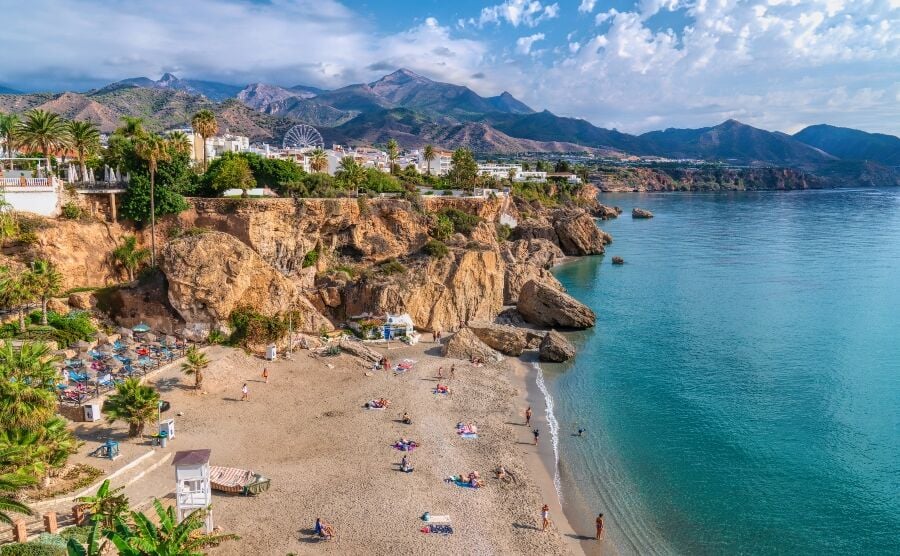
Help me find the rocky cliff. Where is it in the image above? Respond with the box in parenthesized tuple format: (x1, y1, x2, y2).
(593, 166, 820, 192)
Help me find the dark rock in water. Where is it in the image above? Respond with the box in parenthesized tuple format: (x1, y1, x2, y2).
(632, 208, 654, 219)
(539, 330, 576, 362)
(612, 256, 624, 265)
(517, 280, 596, 329)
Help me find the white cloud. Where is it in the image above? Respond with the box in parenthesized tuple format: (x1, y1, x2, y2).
(578, 0, 597, 13)
(477, 0, 560, 28)
(516, 33, 546, 54)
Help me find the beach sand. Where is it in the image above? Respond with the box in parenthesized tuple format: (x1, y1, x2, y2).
(67, 340, 584, 554)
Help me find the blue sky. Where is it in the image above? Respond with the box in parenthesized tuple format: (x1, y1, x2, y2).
(1, 0, 898, 134)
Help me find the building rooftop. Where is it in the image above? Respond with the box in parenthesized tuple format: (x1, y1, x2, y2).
(172, 449, 211, 466)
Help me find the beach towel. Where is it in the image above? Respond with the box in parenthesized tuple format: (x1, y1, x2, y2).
(450, 478, 478, 489)
(433, 389, 450, 395)
(365, 401, 387, 410)
(424, 515, 452, 525)
(423, 524, 454, 535)
(459, 433, 478, 439)
(393, 442, 418, 451)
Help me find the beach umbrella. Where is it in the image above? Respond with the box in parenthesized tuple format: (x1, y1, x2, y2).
(74, 340, 91, 352)
(144, 333, 157, 342)
(132, 323, 150, 333)
(164, 335, 176, 346)
(108, 358, 124, 370)
(117, 327, 133, 339)
(123, 350, 139, 360)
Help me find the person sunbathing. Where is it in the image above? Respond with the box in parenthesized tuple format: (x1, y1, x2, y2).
(435, 384, 450, 394)
(400, 454, 414, 473)
(496, 465, 508, 480)
(402, 411, 412, 425)
(315, 517, 335, 539)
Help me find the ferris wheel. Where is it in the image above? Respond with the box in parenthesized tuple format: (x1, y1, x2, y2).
(282, 124, 324, 150)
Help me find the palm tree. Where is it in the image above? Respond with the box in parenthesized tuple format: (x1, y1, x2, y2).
(0, 341, 60, 430)
(167, 131, 192, 156)
(109, 500, 237, 555)
(111, 236, 150, 282)
(336, 156, 365, 197)
(181, 346, 209, 390)
(0, 268, 37, 333)
(423, 144, 435, 176)
(190, 109, 218, 170)
(18, 110, 70, 172)
(0, 196, 18, 249)
(0, 467, 33, 525)
(117, 117, 145, 139)
(0, 417, 77, 481)
(0, 114, 20, 170)
(133, 133, 171, 267)
(29, 259, 62, 325)
(103, 378, 160, 437)
(386, 139, 399, 175)
(309, 148, 328, 173)
(66, 121, 100, 183)
(75, 479, 129, 529)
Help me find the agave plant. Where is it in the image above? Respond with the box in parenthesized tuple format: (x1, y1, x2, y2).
(108, 500, 238, 556)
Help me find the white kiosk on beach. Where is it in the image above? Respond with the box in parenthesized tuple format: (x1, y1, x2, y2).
(172, 449, 213, 532)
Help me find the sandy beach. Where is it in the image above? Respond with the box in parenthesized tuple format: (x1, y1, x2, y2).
(62, 339, 589, 554)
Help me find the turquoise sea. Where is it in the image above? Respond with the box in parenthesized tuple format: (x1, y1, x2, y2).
(546, 189, 900, 555)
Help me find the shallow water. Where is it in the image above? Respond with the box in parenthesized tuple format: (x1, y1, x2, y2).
(546, 189, 900, 555)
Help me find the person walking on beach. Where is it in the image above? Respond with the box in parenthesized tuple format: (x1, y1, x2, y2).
(532, 428, 540, 445)
(241, 383, 249, 401)
(450, 364, 455, 380)
(596, 513, 604, 540)
(262, 367, 269, 384)
(525, 406, 533, 426)
(541, 504, 551, 531)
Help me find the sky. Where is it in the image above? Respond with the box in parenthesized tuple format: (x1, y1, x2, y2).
(1, 0, 898, 135)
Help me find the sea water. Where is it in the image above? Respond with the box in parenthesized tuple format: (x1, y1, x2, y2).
(545, 189, 900, 555)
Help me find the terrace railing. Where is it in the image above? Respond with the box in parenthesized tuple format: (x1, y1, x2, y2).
(1, 177, 52, 187)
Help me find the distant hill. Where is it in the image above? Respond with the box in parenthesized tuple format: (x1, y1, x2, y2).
(794, 124, 900, 166)
(109, 73, 243, 101)
(486, 110, 645, 152)
(638, 120, 835, 165)
(0, 85, 22, 94)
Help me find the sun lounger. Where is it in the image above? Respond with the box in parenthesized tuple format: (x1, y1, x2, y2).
(209, 466, 271, 496)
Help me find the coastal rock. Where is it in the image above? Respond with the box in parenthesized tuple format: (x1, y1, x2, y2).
(504, 263, 564, 305)
(517, 279, 596, 329)
(342, 248, 505, 332)
(337, 338, 383, 363)
(552, 209, 609, 256)
(160, 232, 333, 334)
(68, 291, 96, 310)
(632, 208, 654, 219)
(539, 330, 576, 362)
(442, 327, 503, 362)
(612, 256, 624, 265)
(468, 322, 532, 356)
(47, 298, 70, 315)
(594, 204, 622, 220)
(502, 239, 564, 269)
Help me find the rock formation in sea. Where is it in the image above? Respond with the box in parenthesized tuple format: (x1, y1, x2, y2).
(632, 208, 654, 219)
(516, 279, 596, 329)
(539, 330, 576, 362)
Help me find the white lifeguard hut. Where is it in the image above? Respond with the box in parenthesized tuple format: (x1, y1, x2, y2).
(172, 449, 213, 532)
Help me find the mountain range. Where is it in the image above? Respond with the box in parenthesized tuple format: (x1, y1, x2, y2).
(0, 69, 897, 178)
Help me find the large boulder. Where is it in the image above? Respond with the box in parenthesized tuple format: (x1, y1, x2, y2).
(68, 291, 96, 310)
(468, 321, 540, 356)
(503, 239, 564, 269)
(504, 263, 564, 305)
(517, 280, 596, 329)
(160, 232, 332, 334)
(553, 209, 609, 256)
(337, 338, 383, 363)
(539, 330, 576, 362)
(632, 208, 654, 219)
(442, 327, 503, 362)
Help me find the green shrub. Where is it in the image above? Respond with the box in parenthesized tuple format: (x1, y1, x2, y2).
(496, 223, 512, 242)
(207, 329, 227, 345)
(0, 542, 65, 556)
(229, 307, 293, 345)
(302, 249, 319, 268)
(379, 259, 407, 275)
(423, 240, 449, 258)
(61, 202, 82, 220)
(331, 264, 358, 278)
(431, 214, 454, 241)
(439, 208, 482, 235)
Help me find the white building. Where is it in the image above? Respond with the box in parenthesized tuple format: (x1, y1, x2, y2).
(515, 170, 548, 182)
(206, 133, 250, 159)
(1, 159, 62, 217)
(416, 148, 452, 176)
(477, 163, 522, 180)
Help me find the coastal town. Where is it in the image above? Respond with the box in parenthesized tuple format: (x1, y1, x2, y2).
(0, 107, 621, 555)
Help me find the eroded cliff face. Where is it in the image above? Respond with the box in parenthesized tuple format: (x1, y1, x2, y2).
(160, 232, 333, 334)
(593, 166, 820, 192)
(341, 248, 506, 332)
(173, 198, 432, 272)
(16, 218, 144, 290)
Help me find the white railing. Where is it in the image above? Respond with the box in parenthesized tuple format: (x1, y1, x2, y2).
(1, 177, 52, 187)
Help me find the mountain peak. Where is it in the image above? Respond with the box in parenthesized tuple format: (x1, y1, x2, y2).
(159, 72, 179, 84)
(376, 68, 431, 85)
